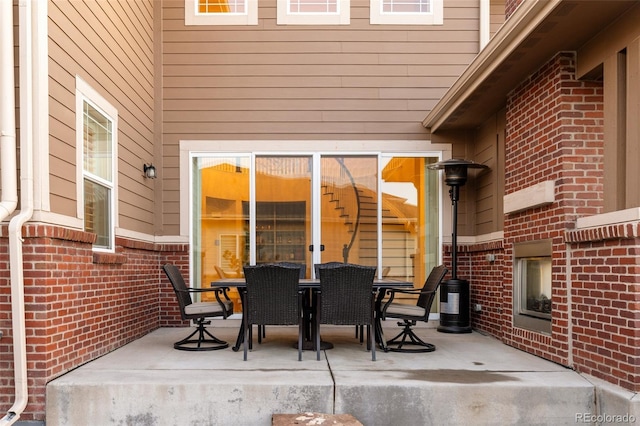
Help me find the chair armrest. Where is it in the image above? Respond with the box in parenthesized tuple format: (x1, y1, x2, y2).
(212, 287, 232, 305)
(379, 287, 435, 318)
(183, 286, 232, 298)
(386, 287, 429, 296)
(177, 287, 233, 308)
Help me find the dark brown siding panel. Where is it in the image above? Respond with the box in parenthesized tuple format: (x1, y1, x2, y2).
(474, 116, 498, 235)
(49, 0, 155, 235)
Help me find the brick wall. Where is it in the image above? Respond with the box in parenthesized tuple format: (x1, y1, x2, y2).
(431, 49, 639, 393)
(498, 51, 604, 367)
(505, 0, 523, 19)
(447, 51, 608, 369)
(0, 224, 188, 421)
(566, 224, 640, 392)
(444, 241, 505, 339)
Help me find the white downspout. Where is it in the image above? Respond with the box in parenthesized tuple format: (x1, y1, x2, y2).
(0, 0, 18, 218)
(479, 0, 490, 50)
(1, 0, 35, 424)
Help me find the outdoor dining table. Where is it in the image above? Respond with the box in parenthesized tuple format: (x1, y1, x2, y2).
(212, 277, 413, 352)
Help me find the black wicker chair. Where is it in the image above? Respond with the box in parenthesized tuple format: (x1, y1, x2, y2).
(316, 263, 377, 361)
(254, 262, 306, 343)
(162, 263, 234, 351)
(242, 264, 304, 361)
(380, 264, 448, 353)
(314, 262, 365, 341)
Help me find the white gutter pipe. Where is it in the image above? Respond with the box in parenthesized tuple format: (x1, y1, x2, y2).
(0, 0, 18, 219)
(1, 0, 35, 424)
(479, 0, 490, 50)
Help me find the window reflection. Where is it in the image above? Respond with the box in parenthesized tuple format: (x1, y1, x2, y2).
(192, 153, 440, 311)
(193, 156, 249, 310)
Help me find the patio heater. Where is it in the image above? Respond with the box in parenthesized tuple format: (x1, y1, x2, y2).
(428, 158, 488, 333)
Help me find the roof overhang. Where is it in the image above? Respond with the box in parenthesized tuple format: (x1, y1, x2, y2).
(423, 0, 637, 133)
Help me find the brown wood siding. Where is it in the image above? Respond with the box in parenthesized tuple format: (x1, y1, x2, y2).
(490, 0, 506, 37)
(48, 0, 155, 234)
(474, 113, 500, 235)
(160, 0, 481, 234)
(577, 4, 640, 212)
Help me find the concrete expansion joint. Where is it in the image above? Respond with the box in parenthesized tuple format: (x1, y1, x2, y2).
(326, 355, 337, 413)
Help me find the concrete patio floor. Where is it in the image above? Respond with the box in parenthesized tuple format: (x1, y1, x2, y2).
(46, 320, 630, 426)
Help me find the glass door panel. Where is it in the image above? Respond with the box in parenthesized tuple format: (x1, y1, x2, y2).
(255, 156, 312, 278)
(380, 156, 439, 288)
(319, 155, 378, 268)
(193, 156, 250, 310)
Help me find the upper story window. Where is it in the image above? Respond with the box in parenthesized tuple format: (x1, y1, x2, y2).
(76, 77, 117, 252)
(185, 0, 258, 25)
(277, 0, 350, 25)
(370, 0, 443, 25)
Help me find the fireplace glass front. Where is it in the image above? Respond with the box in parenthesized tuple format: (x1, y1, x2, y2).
(516, 256, 552, 319)
(513, 240, 552, 333)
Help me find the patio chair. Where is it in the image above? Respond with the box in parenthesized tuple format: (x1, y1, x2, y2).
(314, 261, 364, 340)
(242, 264, 304, 361)
(162, 263, 234, 351)
(316, 263, 377, 361)
(379, 264, 448, 353)
(254, 262, 306, 342)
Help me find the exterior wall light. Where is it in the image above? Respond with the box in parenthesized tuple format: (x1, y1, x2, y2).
(428, 158, 488, 333)
(143, 163, 157, 179)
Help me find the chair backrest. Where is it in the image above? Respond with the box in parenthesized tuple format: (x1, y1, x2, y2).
(417, 264, 448, 310)
(318, 264, 376, 325)
(313, 261, 344, 278)
(162, 264, 193, 320)
(273, 262, 306, 279)
(243, 264, 302, 326)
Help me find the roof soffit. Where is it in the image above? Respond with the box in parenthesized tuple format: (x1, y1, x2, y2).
(423, 0, 638, 133)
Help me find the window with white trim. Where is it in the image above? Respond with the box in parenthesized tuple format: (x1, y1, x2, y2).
(76, 77, 117, 252)
(185, 0, 258, 26)
(277, 0, 350, 25)
(370, 0, 443, 25)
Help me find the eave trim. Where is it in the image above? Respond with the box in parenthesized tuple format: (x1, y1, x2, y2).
(422, 0, 562, 132)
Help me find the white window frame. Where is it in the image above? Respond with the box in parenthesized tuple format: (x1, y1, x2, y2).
(185, 0, 258, 26)
(76, 76, 118, 252)
(370, 0, 443, 25)
(277, 0, 350, 25)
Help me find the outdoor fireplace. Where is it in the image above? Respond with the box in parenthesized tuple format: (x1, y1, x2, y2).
(513, 240, 552, 333)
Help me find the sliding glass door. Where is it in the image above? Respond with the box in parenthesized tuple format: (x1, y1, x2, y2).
(191, 151, 440, 308)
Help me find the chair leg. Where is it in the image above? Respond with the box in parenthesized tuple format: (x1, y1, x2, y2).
(243, 321, 249, 361)
(316, 320, 321, 361)
(257, 325, 265, 344)
(298, 319, 303, 361)
(369, 324, 376, 361)
(386, 320, 436, 353)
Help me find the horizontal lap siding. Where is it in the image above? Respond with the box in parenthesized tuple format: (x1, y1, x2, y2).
(48, 0, 155, 234)
(161, 0, 480, 233)
(490, 0, 505, 36)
